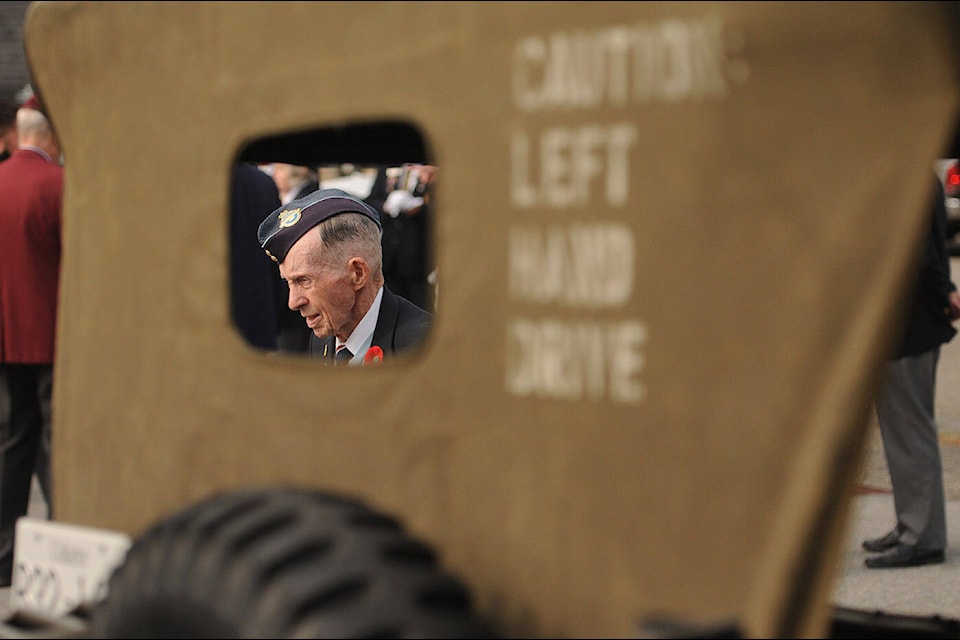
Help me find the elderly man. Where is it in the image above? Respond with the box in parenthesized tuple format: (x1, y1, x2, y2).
(258, 188, 432, 364)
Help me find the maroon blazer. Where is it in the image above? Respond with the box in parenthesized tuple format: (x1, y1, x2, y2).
(0, 148, 63, 363)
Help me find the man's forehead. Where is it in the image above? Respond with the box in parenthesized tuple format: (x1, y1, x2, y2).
(279, 231, 324, 276)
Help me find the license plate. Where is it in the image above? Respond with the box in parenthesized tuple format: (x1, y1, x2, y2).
(10, 518, 131, 617)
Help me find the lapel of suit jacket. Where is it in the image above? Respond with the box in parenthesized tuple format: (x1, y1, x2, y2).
(371, 287, 400, 355)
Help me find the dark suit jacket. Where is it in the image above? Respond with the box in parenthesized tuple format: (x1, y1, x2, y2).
(895, 174, 958, 358)
(375, 166, 434, 311)
(230, 163, 286, 350)
(308, 287, 431, 363)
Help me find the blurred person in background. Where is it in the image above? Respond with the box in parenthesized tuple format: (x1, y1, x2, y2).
(268, 162, 319, 205)
(864, 174, 960, 569)
(0, 99, 18, 163)
(0, 94, 62, 586)
(380, 163, 437, 313)
(231, 162, 291, 351)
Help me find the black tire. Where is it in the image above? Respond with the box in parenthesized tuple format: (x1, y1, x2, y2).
(86, 487, 497, 638)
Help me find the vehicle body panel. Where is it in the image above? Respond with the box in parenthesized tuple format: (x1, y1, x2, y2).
(23, 1, 960, 637)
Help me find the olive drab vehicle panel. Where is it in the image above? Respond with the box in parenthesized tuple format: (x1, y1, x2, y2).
(21, 1, 960, 638)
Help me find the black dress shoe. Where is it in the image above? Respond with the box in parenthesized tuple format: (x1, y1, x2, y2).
(864, 544, 945, 569)
(862, 529, 900, 553)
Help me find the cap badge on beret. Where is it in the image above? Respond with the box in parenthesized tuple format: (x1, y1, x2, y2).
(278, 208, 301, 228)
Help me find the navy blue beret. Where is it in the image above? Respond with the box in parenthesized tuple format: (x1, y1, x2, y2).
(258, 187, 381, 263)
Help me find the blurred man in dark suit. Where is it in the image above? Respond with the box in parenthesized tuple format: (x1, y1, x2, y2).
(864, 174, 960, 568)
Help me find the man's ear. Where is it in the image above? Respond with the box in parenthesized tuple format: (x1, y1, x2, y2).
(349, 257, 369, 290)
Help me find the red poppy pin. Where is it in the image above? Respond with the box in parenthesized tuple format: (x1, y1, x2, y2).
(364, 346, 384, 365)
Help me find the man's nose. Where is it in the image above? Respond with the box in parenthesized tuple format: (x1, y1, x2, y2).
(288, 288, 303, 311)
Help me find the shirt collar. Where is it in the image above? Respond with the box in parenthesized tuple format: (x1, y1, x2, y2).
(336, 287, 383, 364)
(20, 145, 53, 163)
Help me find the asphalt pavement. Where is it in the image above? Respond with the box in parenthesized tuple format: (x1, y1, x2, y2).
(831, 425, 960, 623)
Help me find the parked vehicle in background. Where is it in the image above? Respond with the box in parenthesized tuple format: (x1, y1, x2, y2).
(936, 157, 960, 253)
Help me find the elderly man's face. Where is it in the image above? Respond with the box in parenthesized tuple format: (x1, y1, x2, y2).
(279, 232, 358, 341)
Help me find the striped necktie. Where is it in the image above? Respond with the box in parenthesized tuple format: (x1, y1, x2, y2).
(335, 346, 353, 365)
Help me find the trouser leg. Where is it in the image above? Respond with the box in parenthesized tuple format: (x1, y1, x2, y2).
(0, 365, 44, 582)
(875, 349, 947, 550)
(34, 366, 53, 517)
